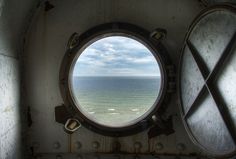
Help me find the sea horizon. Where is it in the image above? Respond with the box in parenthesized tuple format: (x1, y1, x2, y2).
(73, 75, 161, 78)
(72, 75, 161, 127)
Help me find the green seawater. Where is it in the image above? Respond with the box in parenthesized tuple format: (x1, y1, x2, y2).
(72, 76, 160, 127)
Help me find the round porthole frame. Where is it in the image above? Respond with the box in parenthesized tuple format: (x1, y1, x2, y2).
(59, 22, 173, 136)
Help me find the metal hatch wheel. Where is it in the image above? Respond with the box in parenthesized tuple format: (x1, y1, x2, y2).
(179, 4, 236, 158)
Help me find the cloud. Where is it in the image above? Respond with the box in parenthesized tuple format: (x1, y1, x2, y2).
(73, 36, 160, 76)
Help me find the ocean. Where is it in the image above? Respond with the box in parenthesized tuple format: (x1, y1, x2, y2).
(72, 76, 160, 127)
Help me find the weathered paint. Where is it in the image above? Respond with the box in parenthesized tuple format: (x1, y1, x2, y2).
(0, 0, 38, 158)
(0, 56, 20, 159)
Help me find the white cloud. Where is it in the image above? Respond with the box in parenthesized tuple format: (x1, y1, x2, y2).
(73, 36, 160, 76)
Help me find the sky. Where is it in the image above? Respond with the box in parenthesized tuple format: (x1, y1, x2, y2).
(73, 36, 160, 77)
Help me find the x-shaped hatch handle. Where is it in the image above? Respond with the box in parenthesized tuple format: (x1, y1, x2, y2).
(183, 32, 236, 145)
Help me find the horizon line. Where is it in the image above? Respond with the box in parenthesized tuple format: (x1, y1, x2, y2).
(73, 75, 161, 77)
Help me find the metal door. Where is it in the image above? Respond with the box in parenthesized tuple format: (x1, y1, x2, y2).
(179, 4, 236, 158)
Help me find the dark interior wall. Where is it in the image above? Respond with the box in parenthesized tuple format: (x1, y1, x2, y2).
(0, 0, 38, 158)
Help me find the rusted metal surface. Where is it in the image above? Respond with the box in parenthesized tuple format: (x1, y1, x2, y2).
(179, 4, 236, 158)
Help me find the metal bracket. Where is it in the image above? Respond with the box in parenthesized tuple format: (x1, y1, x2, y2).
(148, 115, 175, 138)
(66, 33, 80, 51)
(55, 105, 81, 134)
(150, 28, 167, 41)
(64, 118, 81, 134)
(55, 105, 72, 125)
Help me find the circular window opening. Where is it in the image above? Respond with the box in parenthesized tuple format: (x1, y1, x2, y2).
(69, 35, 162, 128)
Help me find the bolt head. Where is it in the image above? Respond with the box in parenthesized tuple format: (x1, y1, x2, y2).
(92, 141, 100, 149)
(53, 142, 61, 149)
(152, 115, 158, 122)
(155, 143, 163, 150)
(74, 141, 82, 149)
(176, 143, 185, 151)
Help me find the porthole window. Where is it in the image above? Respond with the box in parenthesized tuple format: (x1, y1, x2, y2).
(70, 36, 161, 127)
(60, 23, 172, 136)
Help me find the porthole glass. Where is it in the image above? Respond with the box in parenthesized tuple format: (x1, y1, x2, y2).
(70, 36, 162, 128)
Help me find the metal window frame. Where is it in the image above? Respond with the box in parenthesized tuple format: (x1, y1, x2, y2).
(59, 22, 173, 137)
